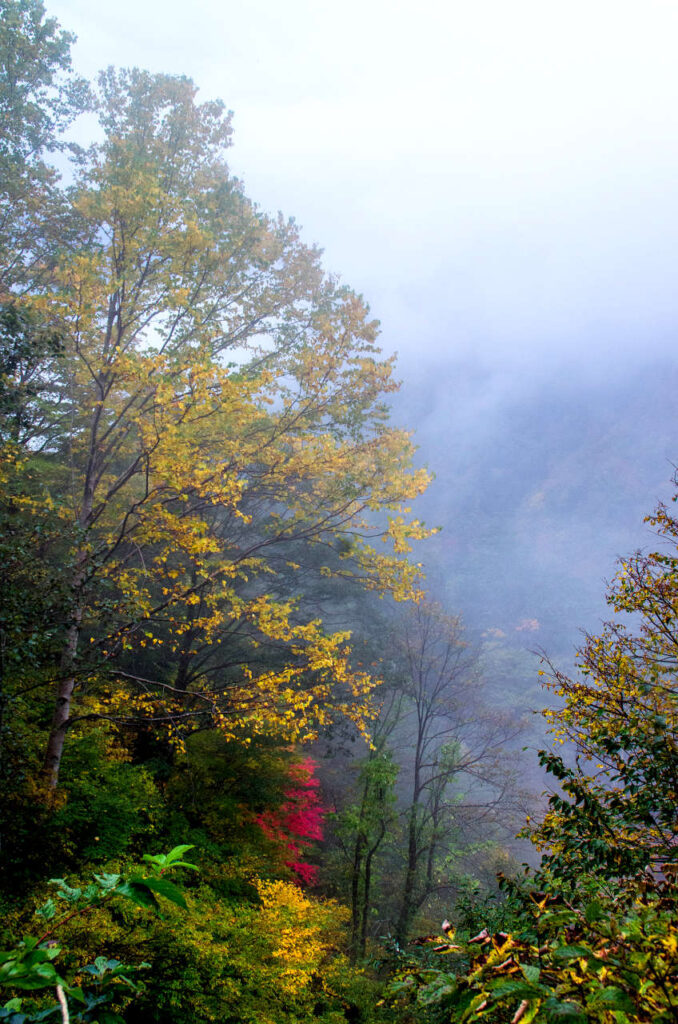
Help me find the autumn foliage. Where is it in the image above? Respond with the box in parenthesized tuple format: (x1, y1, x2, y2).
(0, 60, 433, 795)
(257, 758, 326, 885)
(533, 494, 678, 883)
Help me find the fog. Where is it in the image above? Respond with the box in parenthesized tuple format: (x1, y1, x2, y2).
(53, 0, 678, 363)
(52, 0, 678, 685)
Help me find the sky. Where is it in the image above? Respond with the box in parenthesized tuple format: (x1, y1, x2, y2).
(49, 0, 678, 374)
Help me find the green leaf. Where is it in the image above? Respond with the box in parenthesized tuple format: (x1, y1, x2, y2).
(94, 873, 121, 891)
(584, 900, 605, 924)
(165, 844, 195, 860)
(541, 910, 578, 927)
(0, 1010, 27, 1024)
(65, 986, 85, 1004)
(6, 969, 61, 992)
(551, 944, 598, 961)
(140, 877, 187, 909)
(520, 962, 541, 984)
(142, 845, 198, 875)
(488, 979, 541, 1001)
(543, 997, 587, 1022)
(591, 987, 635, 1013)
(49, 880, 81, 903)
(418, 980, 455, 1006)
(36, 899, 56, 921)
(114, 881, 159, 911)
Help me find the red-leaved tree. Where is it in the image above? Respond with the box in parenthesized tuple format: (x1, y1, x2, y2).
(257, 758, 325, 885)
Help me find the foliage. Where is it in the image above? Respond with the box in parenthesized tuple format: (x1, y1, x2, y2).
(1, 729, 162, 900)
(390, 603, 522, 944)
(330, 746, 399, 960)
(385, 875, 678, 1023)
(0, 303, 63, 444)
(532, 492, 678, 885)
(257, 757, 326, 885)
(0, 23, 434, 796)
(0, 7, 545, 1024)
(0, 846, 195, 1023)
(123, 873, 386, 1024)
(320, 603, 524, 956)
(384, 491, 678, 1021)
(52, 731, 162, 864)
(0, 0, 89, 296)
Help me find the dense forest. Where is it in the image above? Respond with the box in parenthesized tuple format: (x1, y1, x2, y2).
(1, 2, 677, 1022)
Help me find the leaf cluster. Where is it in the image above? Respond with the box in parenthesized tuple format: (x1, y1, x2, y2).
(0, 846, 195, 1023)
(385, 877, 678, 1023)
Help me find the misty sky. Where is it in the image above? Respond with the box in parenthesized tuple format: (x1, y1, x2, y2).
(50, 0, 678, 375)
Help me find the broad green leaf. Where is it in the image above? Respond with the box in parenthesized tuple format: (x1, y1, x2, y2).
(36, 899, 56, 921)
(551, 944, 598, 961)
(138, 877, 187, 908)
(591, 987, 635, 1012)
(543, 996, 587, 1022)
(584, 900, 604, 923)
(489, 979, 541, 1000)
(94, 873, 121, 891)
(520, 963, 541, 984)
(165, 844, 195, 860)
(49, 880, 81, 903)
(114, 881, 159, 911)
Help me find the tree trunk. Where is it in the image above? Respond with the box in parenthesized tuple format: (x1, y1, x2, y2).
(41, 614, 81, 794)
(395, 800, 419, 945)
(41, 427, 98, 795)
(359, 819, 386, 959)
(349, 779, 369, 960)
(395, 727, 424, 945)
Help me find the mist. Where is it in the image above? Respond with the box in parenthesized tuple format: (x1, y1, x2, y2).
(51, 1, 678, 365)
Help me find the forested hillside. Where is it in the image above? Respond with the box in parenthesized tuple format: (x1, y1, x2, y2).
(1, 3, 677, 1023)
(399, 356, 678, 644)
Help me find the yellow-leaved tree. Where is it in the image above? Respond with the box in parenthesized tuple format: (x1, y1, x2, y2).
(1, 68, 433, 793)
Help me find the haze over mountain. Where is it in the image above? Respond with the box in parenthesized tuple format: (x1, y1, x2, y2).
(399, 355, 678, 651)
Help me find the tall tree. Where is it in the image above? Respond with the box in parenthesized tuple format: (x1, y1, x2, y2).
(331, 682, 402, 960)
(346, 749, 399, 959)
(0, 64, 432, 793)
(391, 603, 521, 943)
